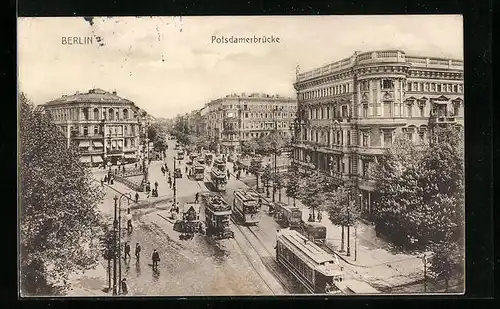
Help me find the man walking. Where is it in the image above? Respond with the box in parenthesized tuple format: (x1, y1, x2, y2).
(161, 166, 165, 176)
(135, 192, 139, 203)
(154, 181, 159, 191)
(227, 170, 230, 180)
(152, 249, 160, 270)
(195, 192, 199, 204)
(124, 242, 131, 259)
(121, 278, 128, 295)
(125, 208, 133, 232)
(135, 242, 141, 260)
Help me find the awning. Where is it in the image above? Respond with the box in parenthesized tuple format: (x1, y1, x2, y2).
(80, 156, 92, 163)
(93, 141, 104, 147)
(124, 154, 136, 159)
(79, 141, 90, 147)
(92, 155, 103, 163)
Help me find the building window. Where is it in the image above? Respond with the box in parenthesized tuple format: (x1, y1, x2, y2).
(94, 126, 99, 135)
(93, 108, 99, 120)
(418, 132, 425, 144)
(437, 84, 442, 92)
(360, 81, 369, 91)
(124, 126, 128, 136)
(384, 102, 392, 117)
(341, 105, 348, 118)
(419, 105, 425, 117)
(362, 160, 369, 177)
(124, 139, 128, 148)
(108, 109, 114, 121)
(424, 83, 429, 92)
(407, 104, 413, 117)
(383, 131, 393, 146)
(362, 104, 368, 118)
(123, 109, 129, 119)
(347, 131, 350, 145)
(362, 133, 368, 147)
(406, 130, 414, 142)
(83, 126, 88, 136)
(431, 83, 436, 92)
(83, 108, 89, 120)
(453, 103, 460, 116)
(381, 79, 394, 90)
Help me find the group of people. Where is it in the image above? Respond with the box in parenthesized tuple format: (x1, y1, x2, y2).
(119, 243, 162, 295)
(308, 211, 323, 222)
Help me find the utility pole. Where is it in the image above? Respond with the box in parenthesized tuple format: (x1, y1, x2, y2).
(142, 119, 150, 192)
(112, 196, 118, 295)
(173, 157, 177, 205)
(118, 193, 131, 294)
(347, 189, 351, 257)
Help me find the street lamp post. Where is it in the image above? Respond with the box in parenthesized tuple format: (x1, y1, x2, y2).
(117, 193, 132, 294)
(423, 253, 428, 293)
(112, 196, 118, 295)
(347, 189, 351, 257)
(173, 157, 177, 205)
(142, 119, 150, 192)
(355, 193, 361, 262)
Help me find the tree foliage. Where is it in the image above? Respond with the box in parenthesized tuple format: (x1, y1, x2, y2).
(285, 167, 301, 206)
(19, 93, 105, 295)
(323, 186, 361, 227)
(372, 126, 464, 286)
(298, 172, 328, 218)
(248, 158, 263, 190)
(148, 123, 168, 152)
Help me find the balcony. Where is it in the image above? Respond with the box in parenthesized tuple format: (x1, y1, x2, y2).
(79, 148, 104, 155)
(71, 132, 104, 139)
(106, 148, 124, 155)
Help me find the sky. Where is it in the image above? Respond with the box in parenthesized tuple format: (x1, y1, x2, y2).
(18, 15, 463, 118)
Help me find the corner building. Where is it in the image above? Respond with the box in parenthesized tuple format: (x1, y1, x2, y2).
(205, 93, 297, 154)
(293, 50, 464, 219)
(43, 88, 143, 166)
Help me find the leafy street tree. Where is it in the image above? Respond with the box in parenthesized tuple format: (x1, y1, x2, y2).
(241, 139, 259, 156)
(323, 186, 361, 252)
(428, 231, 465, 292)
(19, 93, 105, 295)
(285, 167, 301, 207)
(273, 172, 284, 202)
(248, 158, 263, 191)
(298, 171, 327, 222)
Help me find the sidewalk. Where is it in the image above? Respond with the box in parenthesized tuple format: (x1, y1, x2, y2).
(65, 261, 109, 296)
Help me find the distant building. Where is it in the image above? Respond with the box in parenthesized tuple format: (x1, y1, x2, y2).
(42, 88, 146, 166)
(205, 93, 297, 153)
(293, 50, 464, 219)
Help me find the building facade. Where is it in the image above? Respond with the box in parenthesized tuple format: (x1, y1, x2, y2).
(43, 88, 144, 166)
(205, 93, 297, 153)
(293, 50, 464, 218)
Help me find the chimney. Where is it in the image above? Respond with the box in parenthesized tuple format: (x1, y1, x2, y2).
(113, 91, 117, 95)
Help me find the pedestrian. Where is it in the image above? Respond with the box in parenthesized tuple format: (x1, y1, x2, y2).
(122, 166, 125, 173)
(124, 242, 131, 259)
(168, 177, 172, 188)
(110, 176, 114, 185)
(126, 208, 133, 232)
(161, 166, 165, 176)
(100, 177, 104, 187)
(227, 170, 230, 179)
(317, 211, 322, 222)
(135, 243, 141, 259)
(152, 249, 160, 270)
(135, 192, 139, 203)
(154, 181, 158, 190)
(146, 182, 151, 193)
(121, 278, 128, 295)
(135, 162, 138, 169)
(185, 166, 188, 173)
(195, 192, 199, 203)
(308, 213, 313, 222)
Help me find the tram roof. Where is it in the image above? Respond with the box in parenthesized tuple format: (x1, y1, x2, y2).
(182, 203, 200, 213)
(211, 169, 225, 176)
(278, 229, 336, 265)
(234, 190, 257, 202)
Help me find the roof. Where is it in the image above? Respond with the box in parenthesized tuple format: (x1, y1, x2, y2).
(182, 203, 200, 214)
(234, 190, 257, 203)
(278, 229, 335, 265)
(304, 222, 326, 228)
(45, 89, 134, 106)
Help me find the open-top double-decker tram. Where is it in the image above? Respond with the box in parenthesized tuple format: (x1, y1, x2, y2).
(200, 193, 234, 240)
(232, 190, 262, 225)
(210, 168, 227, 192)
(276, 229, 344, 294)
(191, 164, 205, 181)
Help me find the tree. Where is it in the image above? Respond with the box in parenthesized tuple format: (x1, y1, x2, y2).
(285, 167, 300, 207)
(19, 93, 105, 295)
(428, 232, 465, 292)
(274, 172, 284, 202)
(241, 139, 259, 156)
(248, 158, 263, 191)
(323, 186, 361, 252)
(261, 164, 273, 197)
(298, 172, 327, 221)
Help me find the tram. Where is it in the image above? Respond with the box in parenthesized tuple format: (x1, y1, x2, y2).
(213, 159, 226, 172)
(197, 157, 205, 165)
(301, 221, 327, 244)
(274, 203, 303, 229)
(210, 168, 227, 192)
(192, 164, 205, 181)
(205, 154, 213, 165)
(276, 229, 344, 294)
(177, 150, 184, 160)
(232, 190, 262, 225)
(189, 152, 199, 164)
(200, 193, 234, 240)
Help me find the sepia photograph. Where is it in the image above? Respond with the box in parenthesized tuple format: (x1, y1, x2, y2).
(18, 15, 465, 297)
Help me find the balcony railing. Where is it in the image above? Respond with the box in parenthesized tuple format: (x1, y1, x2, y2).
(71, 132, 104, 138)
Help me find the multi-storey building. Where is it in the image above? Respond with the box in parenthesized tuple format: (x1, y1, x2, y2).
(293, 50, 464, 219)
(43, 88, 145, 166)
(205, 93, 297, 153)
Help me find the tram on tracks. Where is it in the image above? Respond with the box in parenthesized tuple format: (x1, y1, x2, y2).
(210, 168, 227, 192)
(301, 221, 327, 244)
(276, 229, 344, 294)
(200, 193, 234, 240)
(213, 159, 226, 172)
(189, 152, 199, 164)
(205, 154, 213, 165)
(191, 164, 205, 181)
(232, 190, 262, 225)
(274, 203, 303, 229)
